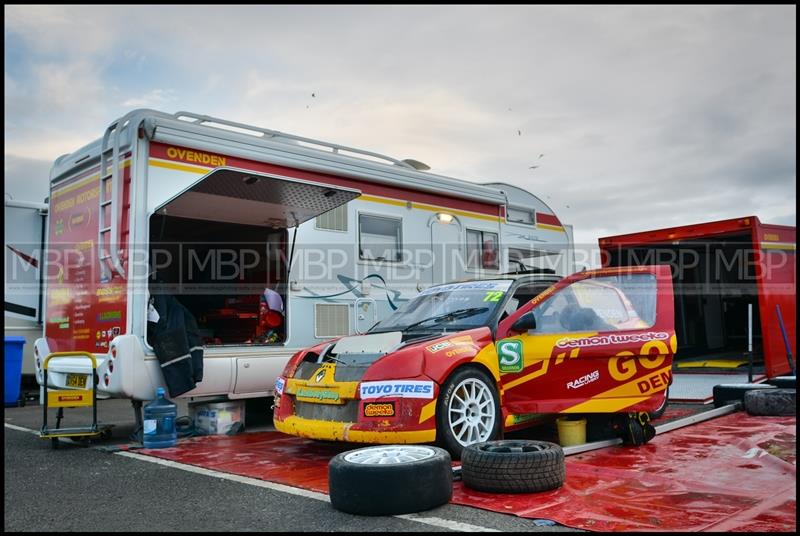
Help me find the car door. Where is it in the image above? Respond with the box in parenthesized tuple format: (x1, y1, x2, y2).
(495, 265, 675, 415)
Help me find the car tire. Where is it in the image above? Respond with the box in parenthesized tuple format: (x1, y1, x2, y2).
(712, 383, 776, 408)
(436, 367, 501, 460)
(648, 387, 669, 420)
(743, 388, 796, 416)
(765, 376, 796, 389)
(461, 439, 565, 493)
(328, 445, 452, 516)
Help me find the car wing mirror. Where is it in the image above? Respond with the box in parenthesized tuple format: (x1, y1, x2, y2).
(510, 312, 536, 333)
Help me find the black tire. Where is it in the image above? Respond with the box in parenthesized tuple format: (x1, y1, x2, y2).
(461, 440, 565, 493)
(328, 445, 452, 516)
(765, 376, 796, 389)
(713, 383, 776, 408)
(744, 388, 796, 416)
(436, 367, 501, 460)
(648, 387, 669, 420)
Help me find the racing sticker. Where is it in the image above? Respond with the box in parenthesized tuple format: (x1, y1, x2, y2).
(426, 340, 454, 353)
(419, 280, 512, 296)
(275, 377, 285, 396)
(556, 332, 670, 349)
(567, 370, 600, 390)
(497, 339, 524, 373)
(363, 401, 396, 418)
(359, 380, 434, 399)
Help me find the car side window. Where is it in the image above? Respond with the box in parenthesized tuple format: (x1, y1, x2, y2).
(533, 275, 655, 333)
(500, 282, 553, 321)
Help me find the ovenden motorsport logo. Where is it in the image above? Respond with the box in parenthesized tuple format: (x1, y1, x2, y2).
(360, 380, 434, 399)
(497, 340, 523, 373)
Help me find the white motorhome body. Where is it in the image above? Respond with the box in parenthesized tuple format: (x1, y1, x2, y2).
(34, 109, 572, 402)
(5, 198, 48, 376)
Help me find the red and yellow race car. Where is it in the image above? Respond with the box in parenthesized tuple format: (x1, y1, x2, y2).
(273, 265, 675, 457)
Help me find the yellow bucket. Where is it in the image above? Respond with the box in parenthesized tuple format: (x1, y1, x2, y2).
(556, 416, 587, 446)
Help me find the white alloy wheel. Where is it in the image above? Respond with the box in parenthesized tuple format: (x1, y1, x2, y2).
(343, 445, 437, 465)
(447, 377, 497, 447)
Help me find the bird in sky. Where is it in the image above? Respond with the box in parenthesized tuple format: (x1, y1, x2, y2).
(517, 130, 522, 136)
(312, 92, 316, 97)
(529, 165, 540, 169)
(538, 153, 544, 159)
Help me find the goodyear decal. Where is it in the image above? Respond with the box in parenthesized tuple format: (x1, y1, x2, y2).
(360, 380, 434, 399)
(497, 339, 524, 373)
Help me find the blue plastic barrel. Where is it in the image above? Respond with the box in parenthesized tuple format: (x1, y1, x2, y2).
(4, 337, 26, 406)
(143, 387, 178, 448)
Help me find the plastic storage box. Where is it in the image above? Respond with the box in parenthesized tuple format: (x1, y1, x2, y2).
(189, 400, 245, 435)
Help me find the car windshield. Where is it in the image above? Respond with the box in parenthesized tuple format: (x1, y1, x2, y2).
(370, 280, 513, 333)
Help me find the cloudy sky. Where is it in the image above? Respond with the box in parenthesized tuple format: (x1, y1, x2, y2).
(4, 5, 796, 265)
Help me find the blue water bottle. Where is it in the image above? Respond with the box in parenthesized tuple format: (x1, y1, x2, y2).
(142, 387, 177, 448)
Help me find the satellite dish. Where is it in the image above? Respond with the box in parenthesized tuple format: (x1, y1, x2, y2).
(401, 158, 431, 171)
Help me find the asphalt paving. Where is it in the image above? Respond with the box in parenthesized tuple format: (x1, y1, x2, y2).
(4, 397, 582, 532)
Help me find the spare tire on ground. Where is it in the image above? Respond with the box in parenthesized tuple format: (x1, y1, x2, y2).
(461, 440, 565, 493)
(744, 388, 796, 416)
(712, 383, 776, 408)
(765, 376, 796, 389)
(328, 445, 452, 516)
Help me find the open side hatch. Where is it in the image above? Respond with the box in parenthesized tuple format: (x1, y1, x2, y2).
(148, 168, 361, 348)
(154, 167, 361, 228)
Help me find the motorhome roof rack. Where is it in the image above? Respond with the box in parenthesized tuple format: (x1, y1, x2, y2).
(173, 111, 418, 171)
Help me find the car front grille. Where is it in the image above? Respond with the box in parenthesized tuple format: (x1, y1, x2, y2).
(293, 399, 360, 423)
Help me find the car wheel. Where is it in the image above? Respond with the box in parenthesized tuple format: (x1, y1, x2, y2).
(461, 440, 565, 493)
(436, 367, 501, 460)
(328, 445, 452, 515)
(648, 387, 669, 420)
(744, 388, 796, 416)
(712, 383, 776, 408)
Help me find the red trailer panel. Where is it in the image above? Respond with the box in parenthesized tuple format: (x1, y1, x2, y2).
(599, 216, 795, 378)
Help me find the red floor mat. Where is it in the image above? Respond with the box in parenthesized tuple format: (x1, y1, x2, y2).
(137, 412, 796, 532)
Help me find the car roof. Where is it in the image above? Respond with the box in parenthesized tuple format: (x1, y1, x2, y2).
(432, 273, 562, 288)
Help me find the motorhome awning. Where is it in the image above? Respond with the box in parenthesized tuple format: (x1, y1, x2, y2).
(154, 167, 361, 227)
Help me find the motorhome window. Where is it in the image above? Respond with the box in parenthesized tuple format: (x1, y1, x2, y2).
(316, 204, 348, 232)
(507, 207, 535, 225)
(532, 274, 657, 333)
(466, 229, 499, 270)
(359, 214, 402, 262)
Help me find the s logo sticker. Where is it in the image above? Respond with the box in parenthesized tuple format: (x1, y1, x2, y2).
(497, 340, 523, 373)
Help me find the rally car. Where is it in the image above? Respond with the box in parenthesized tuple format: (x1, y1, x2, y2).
(273, 265, 675, 458)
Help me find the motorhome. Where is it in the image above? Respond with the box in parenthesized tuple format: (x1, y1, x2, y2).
(33, 109, 573, 411)
(5, 198, 48, 379)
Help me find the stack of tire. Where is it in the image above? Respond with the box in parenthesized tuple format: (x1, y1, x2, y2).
(713, 377, 796, 416)
(744, 379, 795, 417)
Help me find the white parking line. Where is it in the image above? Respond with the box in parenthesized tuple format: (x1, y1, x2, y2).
(117, 451, 499, 532)
(5, 423, 498, 532)
(4, 423, 40, 435)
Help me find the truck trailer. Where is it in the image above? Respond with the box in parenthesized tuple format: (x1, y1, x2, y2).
(599, 216, 795, 378)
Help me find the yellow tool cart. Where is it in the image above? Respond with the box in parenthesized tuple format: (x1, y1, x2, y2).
(40, 352, 113, 449)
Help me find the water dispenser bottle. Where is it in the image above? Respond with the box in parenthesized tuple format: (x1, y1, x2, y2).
(143, 387, 177, 448)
